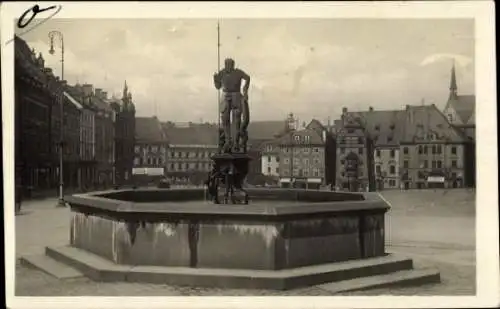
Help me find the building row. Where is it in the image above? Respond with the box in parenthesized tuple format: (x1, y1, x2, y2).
(131, 63, 475, 191)
(14, 36, 136, 196)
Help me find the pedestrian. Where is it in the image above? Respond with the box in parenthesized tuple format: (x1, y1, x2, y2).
(15, 185, 22, 215)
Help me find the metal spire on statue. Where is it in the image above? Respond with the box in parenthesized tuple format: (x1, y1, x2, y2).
(217, 20, 222, 153)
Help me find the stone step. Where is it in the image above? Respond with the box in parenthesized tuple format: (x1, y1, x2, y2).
(20, 254, 84, 279)
(44, 246, 432, 291)
(317, 268, 441, 294)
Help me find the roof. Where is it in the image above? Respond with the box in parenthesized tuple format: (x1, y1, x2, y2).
(355, 110, 406, 146)
(447, 95, 476, 125)
(273, 127, 324, 146)
(247, 121, 286, 141)
(400, 105, 467, 143)
(136, 117, 168, 142)
(163, 123, 218, 146)
(63, 92, 83, 109)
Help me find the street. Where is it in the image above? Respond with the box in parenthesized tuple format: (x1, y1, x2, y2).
(13, 189, 475, 296)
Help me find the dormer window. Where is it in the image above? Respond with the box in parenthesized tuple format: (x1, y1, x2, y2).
(447, 114, 453, 123)
(294, 135, 300, 142)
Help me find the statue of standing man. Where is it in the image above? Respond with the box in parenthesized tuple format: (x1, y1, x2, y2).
(213, 58, 250, 153)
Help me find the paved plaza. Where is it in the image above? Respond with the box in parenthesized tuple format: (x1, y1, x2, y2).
(13, 189, 476, 296)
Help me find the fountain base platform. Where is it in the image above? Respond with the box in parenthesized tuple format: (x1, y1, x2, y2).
(21, 188, 441, 291)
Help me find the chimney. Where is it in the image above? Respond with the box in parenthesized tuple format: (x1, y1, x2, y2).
(82, 84, 94, 97)
(369, 106, 374, 112)
(95, 88, 102, 98)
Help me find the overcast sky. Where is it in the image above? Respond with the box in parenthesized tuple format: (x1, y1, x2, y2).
(19, 18, 474, 124)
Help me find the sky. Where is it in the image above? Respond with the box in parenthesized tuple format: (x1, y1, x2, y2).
(19, 18, 475, 124)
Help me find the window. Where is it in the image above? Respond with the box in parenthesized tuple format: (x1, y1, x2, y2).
(418, 145, 423, 154)
(451, 146, 457, 155)
(403, 161, 409, 168)
(158, 157, 163, 165)
(185, 152, 189, 158)
(303, 148, 310, 154)
(178, 152, 182, 158)
(152, 146, 158, 153)
(358, 148, 363, 155)
(276, 156, 280, 163)
(376, 150, 381, 157)
(390, 165, 396, 174)
(376, 165, 381, 175)
(177, 162, 182, 170)
(340, 160, 345, 165)
(313, 168, 319, 177)
(304, 135, 310, 143)
(303, 169, 309, 177)
(403, 147, 409, 155)
(134, 158, 140, 165)
(147, 157, 152, 165)
(266, 145, 273, 152)
(294, 147, 300, 154)
(390, 150, 395, 158)
(432, 160, 436, 168)
(452, 160, 457, 168)
(267, 156, 272, 162)
(436, 145, 442, 154)
(432, 145, 436, 154)
(267, 166, 271, 174)
(134, 146, 140, 153)
(423, 145, 428, 154)
(389, 180, 396, 187)
(437, 160, 442, 169)
(275, 167, 279, 174)
(423, 160, 428, 168)
(294, 135, 300, 142)
(170, 163, 175, 170)
(304, 158, 310, 166)
(313, 148, 319, 153)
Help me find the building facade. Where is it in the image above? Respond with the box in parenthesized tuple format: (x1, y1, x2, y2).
(335, 107, 375, 192)
(15, 37, 55, 194)
(260, 142, 280, 177)
(163, 123, 218, 185)
(277, 127, 326, 189)
(399, 104, 467, 189)
(133, 116, 169, 184)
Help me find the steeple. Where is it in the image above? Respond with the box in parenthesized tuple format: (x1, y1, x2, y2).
(449, 61, 458, 100)
(123, 80, 128, 100)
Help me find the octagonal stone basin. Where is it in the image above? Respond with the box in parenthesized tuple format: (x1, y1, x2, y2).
(64, 188, 390, 271)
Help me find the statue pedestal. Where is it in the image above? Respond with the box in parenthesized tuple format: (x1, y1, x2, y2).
(211, 153, 251, 204)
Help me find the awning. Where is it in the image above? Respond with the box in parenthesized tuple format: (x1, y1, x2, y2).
(280, 178, 291, 183)
(427, 176, 445, 183)
(132, 167, 164, 176)
(307, 178, 322, 183)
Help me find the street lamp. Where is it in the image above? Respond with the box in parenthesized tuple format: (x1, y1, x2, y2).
(48, 30, 65, 207)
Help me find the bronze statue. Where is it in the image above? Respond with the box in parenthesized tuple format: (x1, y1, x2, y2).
(213, 58, 250, 153)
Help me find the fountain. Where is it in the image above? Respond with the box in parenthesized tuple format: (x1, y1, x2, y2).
(23, 56, 440, 292)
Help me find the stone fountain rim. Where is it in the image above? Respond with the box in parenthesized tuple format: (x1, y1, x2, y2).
(65, 188, 390, 218)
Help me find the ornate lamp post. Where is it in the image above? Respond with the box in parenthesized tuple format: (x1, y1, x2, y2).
(48, 30, 65, 207)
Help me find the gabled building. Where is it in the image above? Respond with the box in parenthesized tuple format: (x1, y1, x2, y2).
(442, 63, 476, 187)
(276, 124, 326, 189)
(399, 104, 468, 189)
(335, 107, 375, 192)
(354, 107, 406, 190)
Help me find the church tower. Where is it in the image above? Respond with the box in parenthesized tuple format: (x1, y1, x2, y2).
(448, 61, 458, 101)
